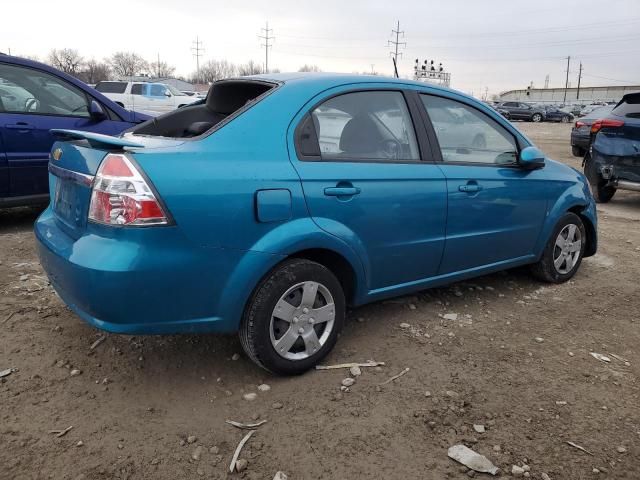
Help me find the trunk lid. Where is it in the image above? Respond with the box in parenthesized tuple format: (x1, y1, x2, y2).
(48, 130, 182, 238)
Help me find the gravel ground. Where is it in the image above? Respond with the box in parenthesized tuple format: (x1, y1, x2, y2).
(1, 122, 639, 480)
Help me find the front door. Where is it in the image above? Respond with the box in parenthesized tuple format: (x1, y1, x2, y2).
(0, 128, 7, 197)
(290, 88, 448, 293)
(420, 94, 548, 274)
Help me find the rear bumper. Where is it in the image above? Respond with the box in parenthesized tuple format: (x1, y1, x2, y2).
(35, 207, 280, 334)
(570, 131, 590, 151)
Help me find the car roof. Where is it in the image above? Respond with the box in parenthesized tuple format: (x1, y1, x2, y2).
(243, 71, 461, 95)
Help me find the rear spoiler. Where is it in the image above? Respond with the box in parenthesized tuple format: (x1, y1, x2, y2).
(51, 129, 145, 149)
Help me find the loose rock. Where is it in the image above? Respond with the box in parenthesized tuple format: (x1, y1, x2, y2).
(616, 446, 627, 453)
(341, 377, 355, 387)
(187, 435, 197, 444)
(273, 472, 288, 480)
(399, 322, 411, 329)
(257, 384, 271, 392)
(350, 366, 362, 377)
(243, 393, 257, 401)
(512, 465, 525, 476)
(191, 445, 203, 461)
(473, 424, 485, 433)
(235, 458, 248, 472)
(70, 369, 82, 377)
(231, 353, 240, 361)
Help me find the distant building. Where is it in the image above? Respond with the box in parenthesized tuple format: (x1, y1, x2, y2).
(499, 85, 640, 104)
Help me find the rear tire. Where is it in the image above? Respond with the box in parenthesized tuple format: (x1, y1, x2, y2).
(239, 259, 345, 375)
(531, 113, 543, 123)
(531, 212, 586, 283)
(561, 115, 571, 123)
(583, 154, 616, 203)
(571, 146, 585, 157)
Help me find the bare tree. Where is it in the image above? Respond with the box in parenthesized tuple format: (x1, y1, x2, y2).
(76, 59, 111, 84)
(108, 52, 148, 78)
(237, 60, 262, 76)
(149, 60, 176, 78)
(298, 64, 321, 73)
(196, 59, 238, 83)
(48, 49, 84, 75)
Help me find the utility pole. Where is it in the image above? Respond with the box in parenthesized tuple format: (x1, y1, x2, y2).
(576, 62, 583, 100)
(191, 36, 204, 83)
(563, 56, 571, 104)
(388, 20, 406, 77)
(259, 22, 274, 74)
(544, 74, 549, 89)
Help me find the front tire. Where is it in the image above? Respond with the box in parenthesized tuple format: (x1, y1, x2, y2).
(531, 212, 586, 283)
(584, 154, 616, 203)
(532, 113, 543, 123)
(561, 115, 571, 123)
(239, 259, 345, 375)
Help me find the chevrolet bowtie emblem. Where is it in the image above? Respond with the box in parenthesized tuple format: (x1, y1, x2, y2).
(52, 148, 63, 161)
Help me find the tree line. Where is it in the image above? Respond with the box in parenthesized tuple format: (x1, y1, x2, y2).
(41, 48, 324, 85)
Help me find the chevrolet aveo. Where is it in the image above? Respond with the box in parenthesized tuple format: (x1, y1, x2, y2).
(35, 74, 597, 375)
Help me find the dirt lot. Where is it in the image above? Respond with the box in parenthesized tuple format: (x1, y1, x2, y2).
(1, 123, 639, 480)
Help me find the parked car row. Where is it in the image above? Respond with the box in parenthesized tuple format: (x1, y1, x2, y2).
(493, 102, 574, 123)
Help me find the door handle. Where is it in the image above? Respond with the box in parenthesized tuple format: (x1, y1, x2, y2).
(324, 186, 361, 197)
(459, 184, 483, 193)
(5, 123, 35, 131)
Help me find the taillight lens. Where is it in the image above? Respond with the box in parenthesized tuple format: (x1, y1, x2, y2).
(590, 118, 624, 134)
(88, 153, 169, 226)
(575, 121, 585, 128)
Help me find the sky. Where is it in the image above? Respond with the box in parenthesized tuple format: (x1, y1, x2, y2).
(3, 0, 640, 97)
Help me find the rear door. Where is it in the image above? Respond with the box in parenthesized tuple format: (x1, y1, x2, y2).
(419, 93, 548, 274)
(290, 87, 448, 294)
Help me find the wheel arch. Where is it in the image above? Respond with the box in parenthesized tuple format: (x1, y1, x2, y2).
(535, 183, 598, 259)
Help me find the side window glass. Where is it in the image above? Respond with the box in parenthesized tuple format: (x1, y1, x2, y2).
(296, 114, 321, 157)
(131, 84, 143, 95)
(150, 84, 167, 97)
(309, 91, 420, 161)
(0, 63, 89, 117)
(421, 95, 518, 165)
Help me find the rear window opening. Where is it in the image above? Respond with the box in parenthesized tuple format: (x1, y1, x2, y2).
(95, 81, 128, 94)
(130, 80, 276, 139)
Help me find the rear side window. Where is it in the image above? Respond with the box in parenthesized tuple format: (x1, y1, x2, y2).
(421, 94, 518, 165)
(150, 84, 168, 96)
(303, 91, 420, 162)
(612, 93, 640, 118)
(95, 81, 127, 94)
(131, 84, 143, 95)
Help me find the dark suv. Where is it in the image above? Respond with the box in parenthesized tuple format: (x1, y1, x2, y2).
(584, 93, 640, 202)
(497, 102, 545, 122)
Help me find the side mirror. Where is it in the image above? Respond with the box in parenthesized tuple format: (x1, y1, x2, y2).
(519, 146, 545, 170)
(89, 100, 107, 121)
(164, 92, 172, 97)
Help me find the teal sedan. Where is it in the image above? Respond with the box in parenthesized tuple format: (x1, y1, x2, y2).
(35, 74, 597, 374)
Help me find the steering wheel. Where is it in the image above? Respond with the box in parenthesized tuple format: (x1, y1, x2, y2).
(379, 138, 402, 159)
(25, 98, 39, 112)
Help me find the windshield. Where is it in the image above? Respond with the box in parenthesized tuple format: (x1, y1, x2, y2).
(167, 85, 186, 96)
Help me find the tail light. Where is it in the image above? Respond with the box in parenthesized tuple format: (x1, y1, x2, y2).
(88, 153, 169, 226)
(590, 118, 624, 134)
(575, 121, 585, 128)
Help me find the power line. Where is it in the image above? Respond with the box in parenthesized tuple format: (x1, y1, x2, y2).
(258, 22, 274, 74)
(191, 36, 204, 82)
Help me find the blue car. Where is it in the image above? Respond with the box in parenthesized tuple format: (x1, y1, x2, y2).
(35, 74, 597, 374)
(0, 54, 149, 207)
(583, 93, 640, 203)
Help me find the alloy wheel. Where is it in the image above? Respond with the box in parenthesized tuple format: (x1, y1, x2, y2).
(269, 281, 336, 361)
(553, 224, 582, 274)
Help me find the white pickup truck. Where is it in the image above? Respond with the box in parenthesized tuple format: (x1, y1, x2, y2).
(94, 81, 199, 114)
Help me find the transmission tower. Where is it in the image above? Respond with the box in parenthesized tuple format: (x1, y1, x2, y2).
(191, 36, 204, 82)
(388, 20, 406, 76)
(259, 22, 274, 74)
